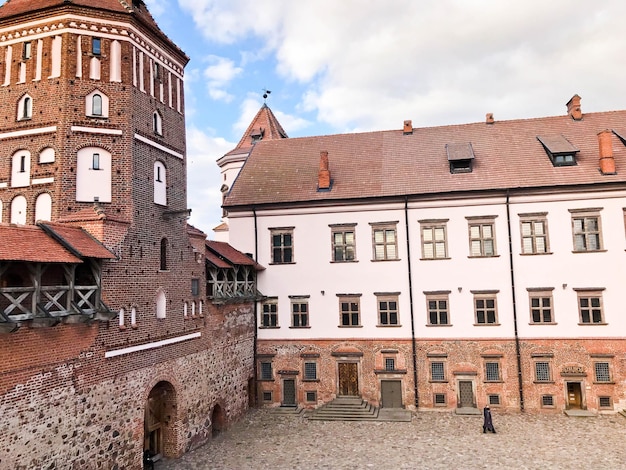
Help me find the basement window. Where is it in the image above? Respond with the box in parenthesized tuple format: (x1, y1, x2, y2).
(537, 135, 579, 166)
(446, 142, 475, 174)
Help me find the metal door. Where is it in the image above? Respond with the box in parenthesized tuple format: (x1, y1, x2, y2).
(338, 362, 359, 396)
(282, 379, 296, 406)
(458, 381, 475, 408)
(381, 380, 403, 408)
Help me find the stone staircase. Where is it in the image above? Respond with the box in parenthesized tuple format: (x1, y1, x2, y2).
(306, 396, 380, 421)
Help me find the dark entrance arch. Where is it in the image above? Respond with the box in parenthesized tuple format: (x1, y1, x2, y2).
(211, 404, 225, 437)
(144, 381, 177, 457)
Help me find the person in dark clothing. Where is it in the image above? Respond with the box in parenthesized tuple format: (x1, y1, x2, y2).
(483, 406, 496, 433)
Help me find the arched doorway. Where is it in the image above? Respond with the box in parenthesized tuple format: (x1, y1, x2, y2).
(211, 404, 225, 437)
(144, 381, 177, 457)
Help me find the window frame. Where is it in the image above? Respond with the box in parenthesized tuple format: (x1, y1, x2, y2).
(259, 361, 273, 381)
(92, 94, 103, 116)
(261, 298, 278, 328)
(484, 361, 501, 382)
(473, 291, 499, 325)
(575, 289, 606, 325)
(290, 296, 309, 328)
(330, 223, 357, 262)
(22, 41, 31, 60)
(384, 357, 395, 371)
(519, 213, 550, 255)
(534, 361, 552, 382)
(419, 219, 449, 259)
(18, 94, 32, 121)
(92, 37, 101, 56)
(594, 361, 611, 383)
(528, 288, 555, 324)
(269, 227, 295, 264)
(570, 208, 604, 253)
(467, 216, 497, 257)
(430, 361, 446, 382)
(370, 222, 399, 261)
(92, 153, 100, 170)
(376, 293, 400, 326)
(153, 111, 163, 136)
(303, 361, 318, 381)
(425, 291, 450, 326)
(338, 294, 361, 327)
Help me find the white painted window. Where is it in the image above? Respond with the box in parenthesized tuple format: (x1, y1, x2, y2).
(131, 307, 137, 327)
(17, 94, 32, 120)
(10, 195, 27, 224)
(154, 161, 167, 205)
(75, 147, 111, 202)
(34, 193, 52, 221)
(39, 147, 55, 163)
(183, 301, 188, 318)
(85, 90, 109, 117)
(11, 151, 30, 187)
(50, 36, 61, 78)
(118, 308, 125, 327)
(156, 289, 166, 319)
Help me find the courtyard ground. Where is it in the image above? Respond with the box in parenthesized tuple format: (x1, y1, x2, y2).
(158, 408, 626, 469)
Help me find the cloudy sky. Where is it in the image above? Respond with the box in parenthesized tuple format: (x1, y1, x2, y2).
(144, 0, 626, 236)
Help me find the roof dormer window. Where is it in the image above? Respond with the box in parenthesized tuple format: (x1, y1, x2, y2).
(446, 142, 475, 174)
(537, 135, 578, 167)
(250, 127, 263, 144)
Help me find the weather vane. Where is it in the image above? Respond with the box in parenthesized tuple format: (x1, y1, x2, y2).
(262, 88, 271, 102)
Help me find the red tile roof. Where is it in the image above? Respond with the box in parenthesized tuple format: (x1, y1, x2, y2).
(0, 224, 81, 263)
(225, 104, 288, 157)
(206, 240, 264, 270)
(40, 223, 116, 259)
(225, 107, 626, 208)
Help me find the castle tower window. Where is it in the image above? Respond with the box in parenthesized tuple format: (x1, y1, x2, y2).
(153, 111, 163, 135)
(160, 238, 168, 271)
(92, 153, 100, 170)
(86, 90, 109, 117)
(18, 94, 32, 120)
(92, 94, 102, 116)
(11, 151, 30, 187)
(154, 161, 167, 205)
(22, 41, 31, 60)
(34, 193, 52, 222)
(92, 37, 101, 56)
(76, 147, 111, 202)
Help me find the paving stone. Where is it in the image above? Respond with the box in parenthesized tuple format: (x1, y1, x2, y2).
(157, 409, 626, 469)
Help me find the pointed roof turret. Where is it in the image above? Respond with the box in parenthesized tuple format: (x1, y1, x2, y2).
(225, 104, 288, 157)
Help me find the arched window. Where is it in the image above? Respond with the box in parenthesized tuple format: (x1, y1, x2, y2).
(160, 238, 168, 271)
(92, 94, 102, 116)
(86, 90, 109, 117)
(153, 111, 162, 135)
(34, 193, 52, 222)
(154, 161, 167, 206)
(131, 307, 137, 327)
(156, 289, 166, 319)
(76, 147, 111, 202)
(17, 94, 32, 120)
(11, 151, 30, 187)
(118, 308, 125, 328)
(183, 301, 188, 318)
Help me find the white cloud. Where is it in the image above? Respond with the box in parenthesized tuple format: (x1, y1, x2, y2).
(186, 126, 235, 236)
(180, 0, 626, 131)
(202, 55, 242, 102)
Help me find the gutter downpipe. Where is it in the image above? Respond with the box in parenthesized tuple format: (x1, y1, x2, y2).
(506, 191, 525, 412)
(252, 207, 259, 408)
(405, 197, 419, 408)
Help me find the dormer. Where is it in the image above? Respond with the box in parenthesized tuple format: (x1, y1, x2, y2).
(446, 142, 475, 173)
(250, 127, 264, 144)
(537, 135, 579, 166)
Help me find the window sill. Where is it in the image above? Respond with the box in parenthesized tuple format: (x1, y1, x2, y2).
(577, 322, 608, 326)
(429, 380, 448, 384)
(467, 255, 500, 259)
(377, 324, 402, 327)
(571, 249, 607, 254)
(330, 260, 359, 263)
(289, 326, 311, 329)
(371, 258, 401, 262)
(483, 380, 503, 383)
(420, 257, 451, 261)
(593, 381, 615, 385)
(520, 252, 553, 256)
(426, 323, 452, 327)
(529, 322, 558, 325)
(338, 325, 363, 328)
(473, 323, 501, 326)
(158, 270, 170, 273)
(303, 379, 320, 383)
(533, 381, 555, 384)
(268, 262, 296, 266)
(257, 379, 274, 382)
(87, 115, 108, 119)
(259, 326, 280, 329)
(375, 369, 407, 375)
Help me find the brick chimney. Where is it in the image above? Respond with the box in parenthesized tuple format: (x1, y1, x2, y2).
(598, 129, 616, 175)
(403, 120, 413, 135)
(318, 150, 331, 190)
(486, 113, 494, 124)
(566, 94, 582, 121)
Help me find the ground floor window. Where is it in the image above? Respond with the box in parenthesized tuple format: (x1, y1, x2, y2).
(488, 394, 501, 406)
(541, 395, 555, 407)
(306, 391, 317, 402)
(434, 393, 447, 406)
(262, 391, 272, 402)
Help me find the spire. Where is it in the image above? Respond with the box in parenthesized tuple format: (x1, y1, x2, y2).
(227, 104, 288, 155)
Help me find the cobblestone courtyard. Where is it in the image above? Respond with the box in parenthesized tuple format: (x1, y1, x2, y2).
(159, 409, 626, 469)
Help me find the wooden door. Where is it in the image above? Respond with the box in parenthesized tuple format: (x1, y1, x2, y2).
(458, 381, 475, 408)
(282, 379, 296, 406)
(567, 382, 582, 409)
(381, 380, 403, 408)
(338, 362, 359, 396)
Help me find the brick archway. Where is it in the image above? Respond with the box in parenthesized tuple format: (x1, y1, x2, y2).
(144, 381, 177, 458)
